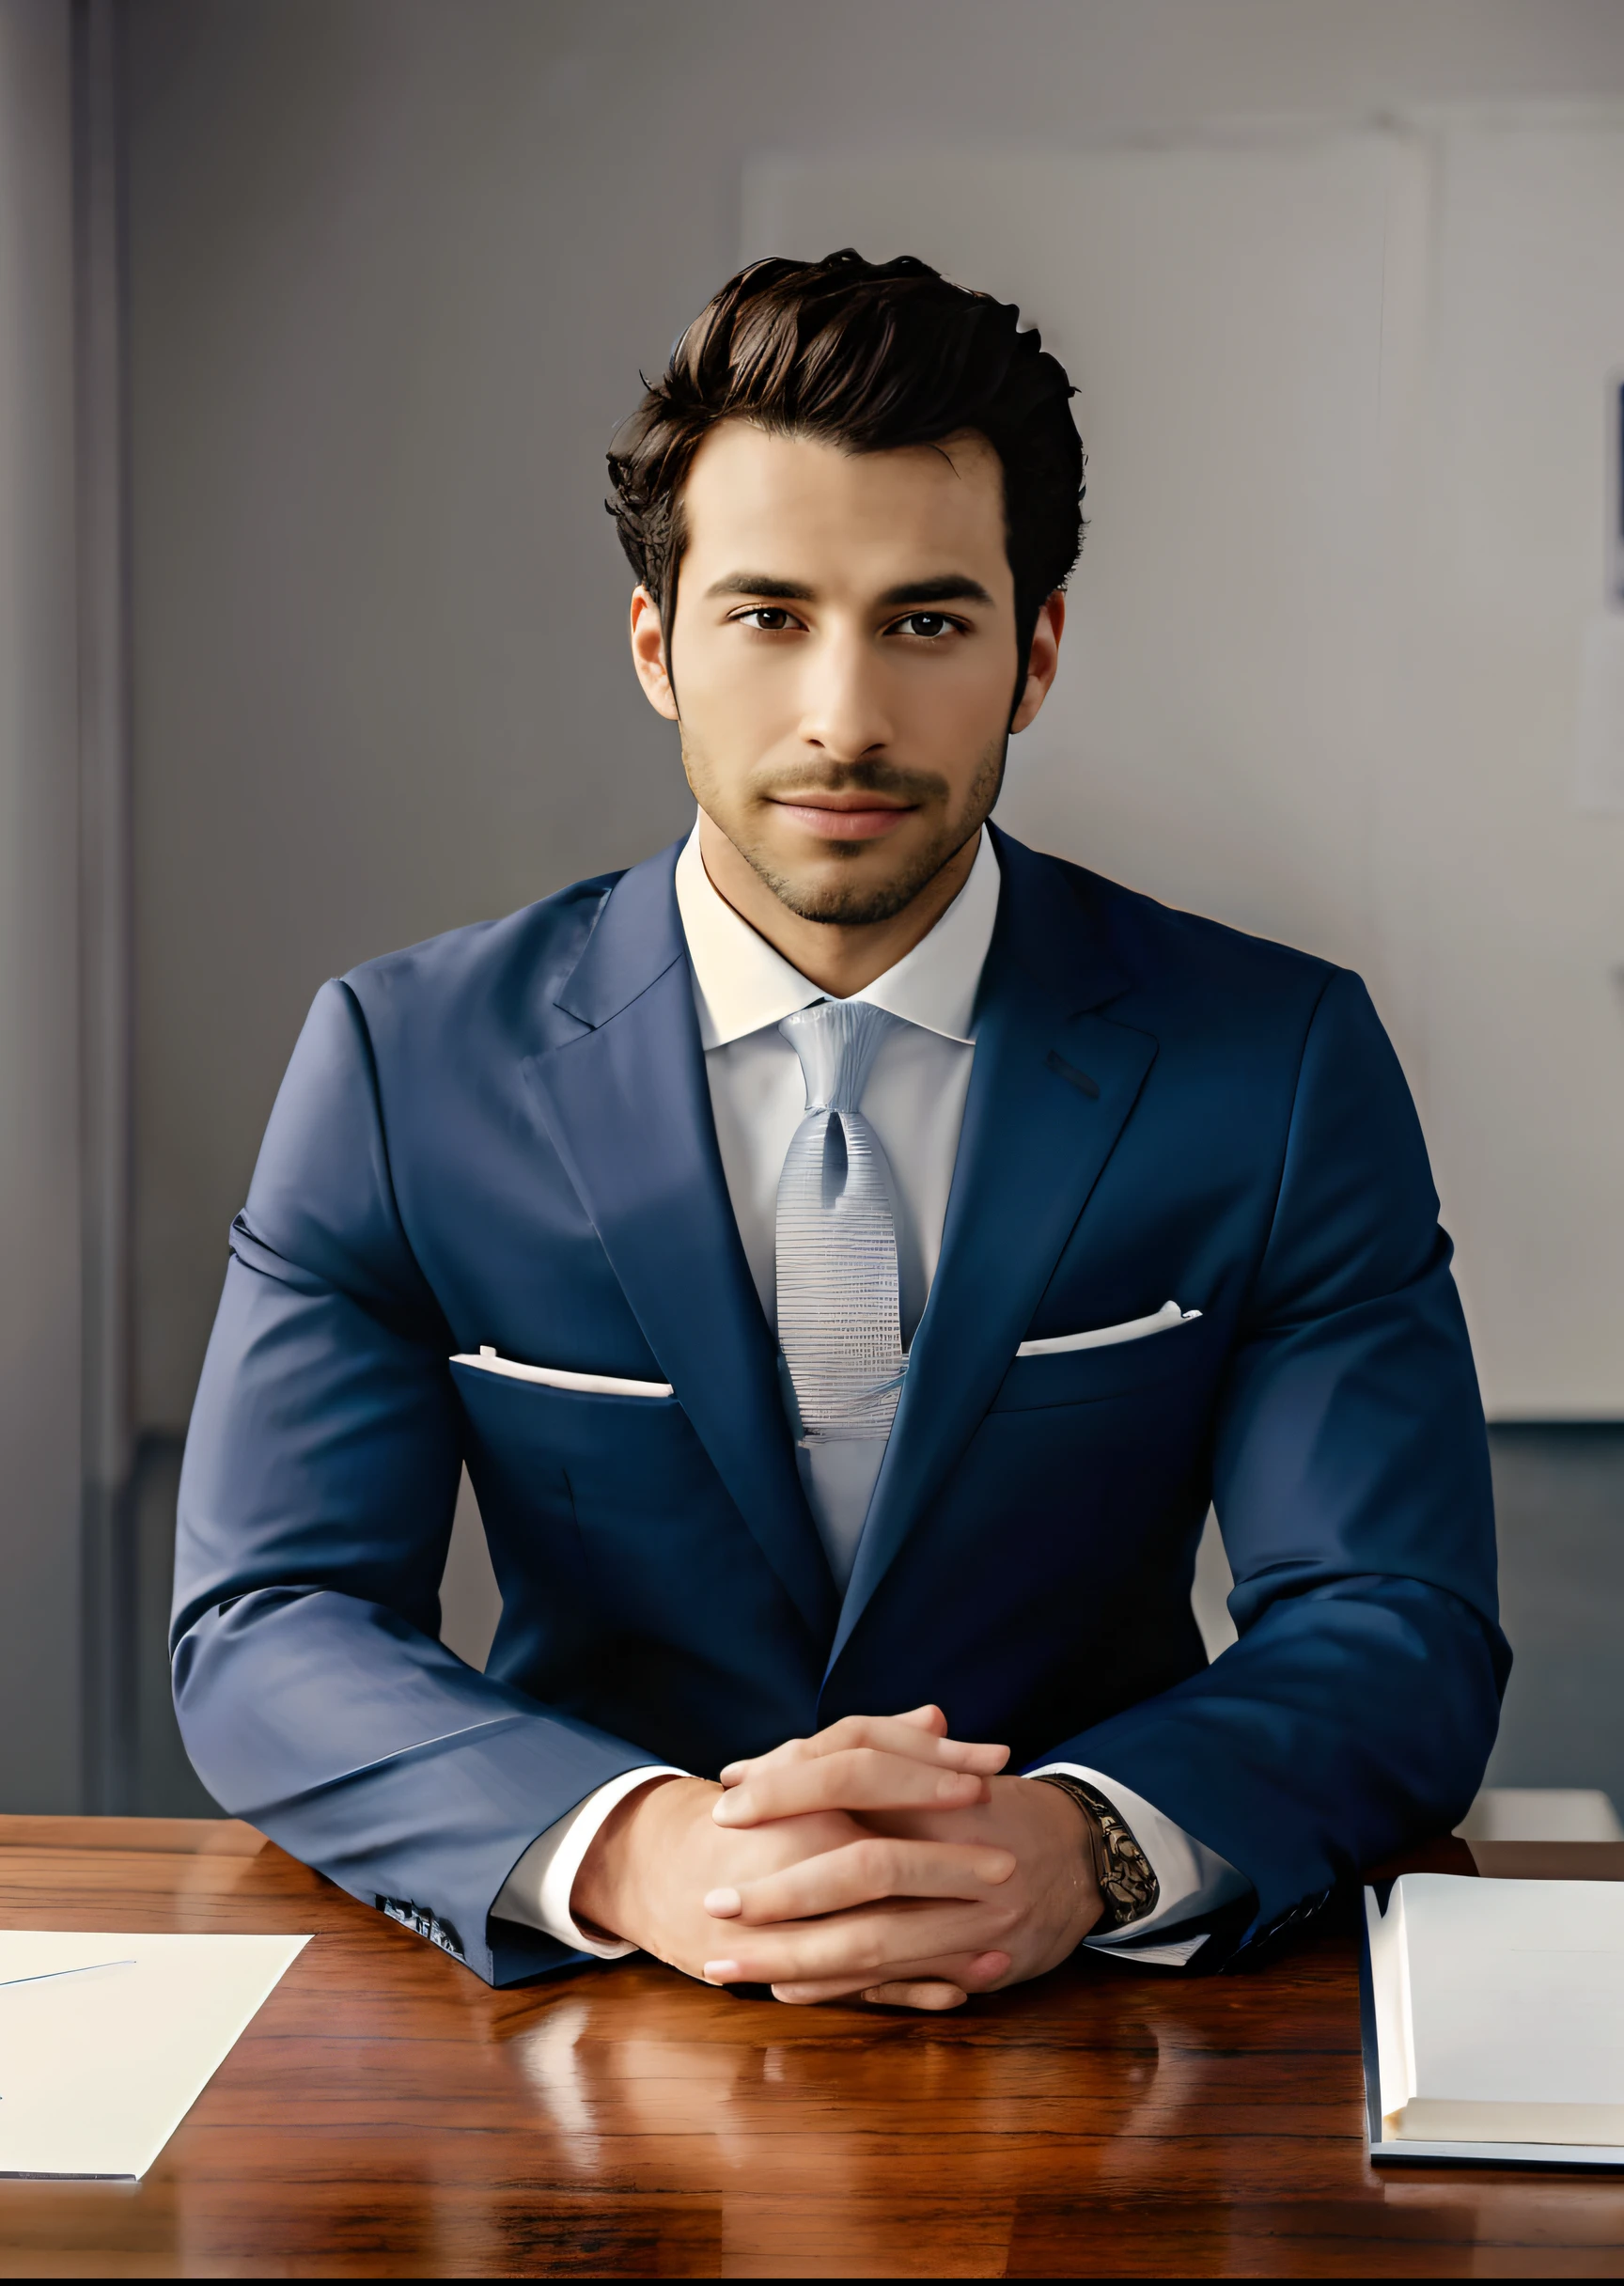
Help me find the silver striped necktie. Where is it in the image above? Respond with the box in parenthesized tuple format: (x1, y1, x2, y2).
(775, 997, 907, 1446)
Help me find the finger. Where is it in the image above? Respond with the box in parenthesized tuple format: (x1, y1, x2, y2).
(767, 1950, 1011, 2006)
(703, 1902, 1014, 1987)
(717, 1709, 945, 1787)
(862, 1981, 967, 2011)
(712, 1748, 992, 1827)
(720, 1714, 1007, 1785)
(863, 1981, 968, 2011)
(718, 1713, 1007, 1789)
(703, 1837, 1016, 1925)
(712, 1838, 1017, 1923)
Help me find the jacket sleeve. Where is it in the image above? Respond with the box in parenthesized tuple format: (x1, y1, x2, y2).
(1033, 968, 1509, 1960)
(171, 979, 653, 1984)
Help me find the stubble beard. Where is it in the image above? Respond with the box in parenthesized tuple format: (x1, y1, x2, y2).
(684, 739, 1007, 928)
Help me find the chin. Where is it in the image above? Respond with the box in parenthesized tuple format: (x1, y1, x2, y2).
(766, 850, 942, 930)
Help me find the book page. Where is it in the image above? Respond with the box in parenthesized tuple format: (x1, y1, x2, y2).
(1365, 1885, 1414, 2125)
(1387, 1876, 1624, 2142)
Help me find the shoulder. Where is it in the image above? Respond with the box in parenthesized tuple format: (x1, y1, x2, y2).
(334, 866, 627, 1055)
(996, 830, 1339, 1029)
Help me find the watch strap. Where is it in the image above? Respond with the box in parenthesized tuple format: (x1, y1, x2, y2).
(1032, 1772, 1160, 1930)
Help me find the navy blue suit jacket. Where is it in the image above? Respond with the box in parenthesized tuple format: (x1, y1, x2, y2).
(172, 828, 1507, 1983)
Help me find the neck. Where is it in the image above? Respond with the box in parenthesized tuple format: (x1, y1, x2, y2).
(695, 813, 979, 996)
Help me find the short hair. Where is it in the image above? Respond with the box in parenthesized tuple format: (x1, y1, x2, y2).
(606, 249, 1084, 673)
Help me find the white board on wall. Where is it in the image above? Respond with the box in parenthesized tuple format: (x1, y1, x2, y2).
(746, 120, 1624, 1417)
(1407, 116, 1624, 1418)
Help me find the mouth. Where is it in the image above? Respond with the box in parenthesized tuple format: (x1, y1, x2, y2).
(767, 793, 919, 843)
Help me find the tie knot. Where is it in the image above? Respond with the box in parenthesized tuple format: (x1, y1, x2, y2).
(778, 997, 897, 1114)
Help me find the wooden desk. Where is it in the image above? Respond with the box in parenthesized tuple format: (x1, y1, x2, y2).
(0, 1817, 1619, 2278)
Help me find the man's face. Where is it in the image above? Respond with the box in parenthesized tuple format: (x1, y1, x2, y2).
(632, 422, 1054, 926)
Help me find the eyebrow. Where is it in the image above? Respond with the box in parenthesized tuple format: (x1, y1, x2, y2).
(704, 572, 996, 607)
(705, 573, 816, 602)
(878, 574, 995, 608)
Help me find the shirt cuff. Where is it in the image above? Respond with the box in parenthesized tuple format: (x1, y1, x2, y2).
(492, 1765, 686, 1958)
(1029, 1761, 1251, 1967)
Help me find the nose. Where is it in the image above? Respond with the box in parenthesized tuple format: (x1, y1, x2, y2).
(796, 624, 893, 763)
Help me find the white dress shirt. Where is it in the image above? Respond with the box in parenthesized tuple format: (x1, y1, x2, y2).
(685, 819, 992, 1585)
(494, 821, 1246, 1964)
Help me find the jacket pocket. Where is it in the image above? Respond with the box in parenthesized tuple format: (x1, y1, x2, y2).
(992, 1310, 1211, 1411)
(1015, 1301, 1198, 1357)
(450, 1347, 673, 1398)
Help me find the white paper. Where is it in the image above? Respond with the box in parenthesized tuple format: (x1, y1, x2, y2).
(0, 1930, 309, 2178)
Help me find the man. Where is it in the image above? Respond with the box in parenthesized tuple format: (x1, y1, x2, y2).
(173, 251, 1506, 2011)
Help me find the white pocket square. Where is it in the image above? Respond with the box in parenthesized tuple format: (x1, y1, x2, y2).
(451, 1346, 674, 1398)
(1016, 1300, 1200, 1358)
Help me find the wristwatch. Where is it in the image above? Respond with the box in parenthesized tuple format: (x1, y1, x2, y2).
(1031, 1772, 1160, 1931)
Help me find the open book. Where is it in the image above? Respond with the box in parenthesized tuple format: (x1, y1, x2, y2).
(1362, 1874, 1624, 2168)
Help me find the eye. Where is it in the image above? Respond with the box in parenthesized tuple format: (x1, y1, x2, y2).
(889, 612, 959, 640)
(731, 606, 800, 633)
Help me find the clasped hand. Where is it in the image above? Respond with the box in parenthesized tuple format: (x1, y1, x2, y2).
(570, 1707, 1103, 2011)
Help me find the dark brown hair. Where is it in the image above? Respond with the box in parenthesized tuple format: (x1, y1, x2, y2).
(606, 249, 1084, 674)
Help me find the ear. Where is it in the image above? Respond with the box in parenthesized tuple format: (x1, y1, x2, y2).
(630, 586, 679, 720)
(1009, 591, 1066, 734)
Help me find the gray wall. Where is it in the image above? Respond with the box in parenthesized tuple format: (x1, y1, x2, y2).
(0, 0, 85, 1805)
(123, 0, 1624, 1430)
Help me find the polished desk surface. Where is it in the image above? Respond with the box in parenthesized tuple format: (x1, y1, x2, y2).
(0, 1818, 1620, 2278)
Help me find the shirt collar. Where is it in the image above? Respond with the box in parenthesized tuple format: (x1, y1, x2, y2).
(674, 815, 1000, 1051)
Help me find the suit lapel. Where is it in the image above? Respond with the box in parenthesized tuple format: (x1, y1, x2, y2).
(523, 846, 836, 1642)
(826, 836, 1159, 1669)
